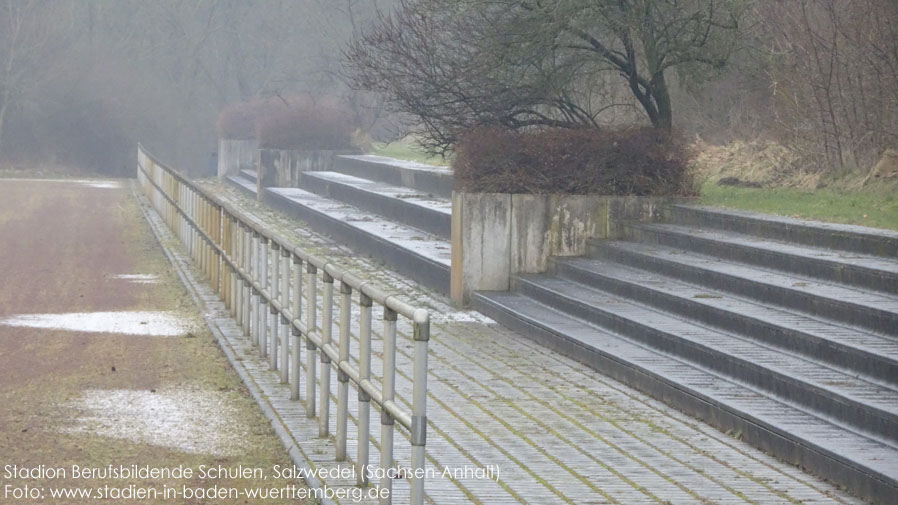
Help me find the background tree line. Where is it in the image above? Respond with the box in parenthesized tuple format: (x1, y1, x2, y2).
(346, 0, 897, 175)
(1, 0, 895, 177)
(0, 0, 391, 175)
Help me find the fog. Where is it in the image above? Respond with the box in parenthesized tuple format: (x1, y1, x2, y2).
(0, 0, 391, 176)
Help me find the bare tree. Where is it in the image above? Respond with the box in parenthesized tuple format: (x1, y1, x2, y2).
(0, 0, 73, 159)
(761, 0, 898, 173)
(346, 0, 746, 154)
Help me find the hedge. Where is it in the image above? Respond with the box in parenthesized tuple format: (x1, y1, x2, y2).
(217, 96, 355, 151)
(453, 127, 695, 195)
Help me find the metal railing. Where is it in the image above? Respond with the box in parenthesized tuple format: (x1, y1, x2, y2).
(136, 144, 429, 504)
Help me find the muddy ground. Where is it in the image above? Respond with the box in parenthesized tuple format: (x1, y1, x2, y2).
(0, 179, 308, 504)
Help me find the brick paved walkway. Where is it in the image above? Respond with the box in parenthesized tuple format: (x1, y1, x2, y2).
(159, 180, 863, 505)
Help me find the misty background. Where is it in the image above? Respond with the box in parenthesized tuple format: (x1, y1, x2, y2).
(0, 0, 395, 176)
(1, 0, 895, 180)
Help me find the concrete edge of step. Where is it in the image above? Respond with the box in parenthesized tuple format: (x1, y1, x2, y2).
(471, 289, 898, 505)
(667, 204, 898, 258)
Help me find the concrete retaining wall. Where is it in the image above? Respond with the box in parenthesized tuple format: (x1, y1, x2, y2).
(218, 139, 257, 177)
(257, 149, 359, 196)
(451, 192, 675, 305)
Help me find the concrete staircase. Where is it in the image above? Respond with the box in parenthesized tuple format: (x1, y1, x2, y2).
(226, 155, 452, 294)
(227, 157, 898, 502)
(475, 204, 898, 504)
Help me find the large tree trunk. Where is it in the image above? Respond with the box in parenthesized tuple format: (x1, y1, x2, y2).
(651, 72, 673, 130)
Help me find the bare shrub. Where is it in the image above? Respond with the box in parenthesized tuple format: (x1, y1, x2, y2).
(255, 98, 354, 150)
(760, 0, 898, 174)
(216, 98, 285, 140)
(454, 127, 695, 195)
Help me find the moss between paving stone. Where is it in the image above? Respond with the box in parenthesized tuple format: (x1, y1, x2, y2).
(199, 178, 855, 505)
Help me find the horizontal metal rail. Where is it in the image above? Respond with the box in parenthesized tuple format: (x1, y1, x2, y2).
(136, 144, 429, 505)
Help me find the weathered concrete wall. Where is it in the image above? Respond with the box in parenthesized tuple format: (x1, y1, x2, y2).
(450, 193, 512, 302)
(451, 192, 675, 305)
(257, 149, 360, 195)
(218, 139, 257, 177)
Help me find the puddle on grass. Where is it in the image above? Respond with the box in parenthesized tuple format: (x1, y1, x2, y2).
(63, 388, 247, 456)
(78, 180, 122, 189)
(0, 311, 191, 336)
(111, 273, 160, 284)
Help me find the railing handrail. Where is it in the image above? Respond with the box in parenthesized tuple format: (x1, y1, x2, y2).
(137, 143, 427, 322)
(137, 143, 429, 504)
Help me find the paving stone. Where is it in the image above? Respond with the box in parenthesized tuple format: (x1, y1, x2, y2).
(167, 179, 866, 505)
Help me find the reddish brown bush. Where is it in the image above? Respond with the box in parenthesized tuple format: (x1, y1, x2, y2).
(453, 127, 695, 195)
(255, 99, 354, 150)
(216, 98, 284, 140)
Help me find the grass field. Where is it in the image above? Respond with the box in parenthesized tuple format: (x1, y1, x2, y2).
(699, 181, 898, 231)
(371, 137, 898, 232)
(371, 138, 450, 166)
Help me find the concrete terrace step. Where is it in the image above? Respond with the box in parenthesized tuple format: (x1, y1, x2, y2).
(299, 171, 451, 239)
(262, 187, 450, 294)
(625, 222, 898, 295)
(591, 239, 898, 335)
(240, 168, 258, 184)
(333, 154, 454, 198)
(472, 290, 898, 503)
(668, 204, 898, 258)
(226, 174, 257, 198)
(554, 257, 898, 386)
(513, 273, 898, 444)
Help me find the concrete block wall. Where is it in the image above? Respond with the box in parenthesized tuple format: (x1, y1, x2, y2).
(217, 139, 257, 177)
(257, 149, 360, 198)
(451, 192, 675, 305)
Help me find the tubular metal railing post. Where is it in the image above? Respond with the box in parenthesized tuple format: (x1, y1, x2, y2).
(291, 254, 303, 401)
(222, 214, 228, 309)
(137, 145, 431, 503)
(188, 190, 194, 259)
(206, 200, 212, 280)
(305, 262, 318, 418)
(381, 306, 398, 504)
(201, 198, 206, 274)
(259, 236, 269, 357)
(189, 190, 194, 260)
(270, 242, 280, 371)
(251, 231, 261, 346)
(242, 224, 251, 335)
(199, 198, 206, 274)
(357, 291, 373, 486)
(410, 311, 430, 505)
(239, 221, 246, 325)
(279, 247, 290, 383)
(228, 214, 234, 316)
(335, 280, 352, 461)
(213, 204, 218, 288)
(320, 271, 334, 438)
(213, 205, 221, 293)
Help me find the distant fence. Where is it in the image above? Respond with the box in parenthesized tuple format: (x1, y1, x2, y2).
(137, 144, 430, 505)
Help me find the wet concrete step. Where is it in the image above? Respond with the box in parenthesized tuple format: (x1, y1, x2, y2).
(554, 257, 898, 386)
(226, 174, 257, 198)
(590, 240, 898, 335)
(240, 169, 258, 184)
(263, 187, 450, 294)
(472, 290, 898, 504)
(513, 274, 898, 443)
(299, 171, 451, 239)
(332, 155, 454, 198)
(667, 204, 898, 258)
(625, 222, 898, 295)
